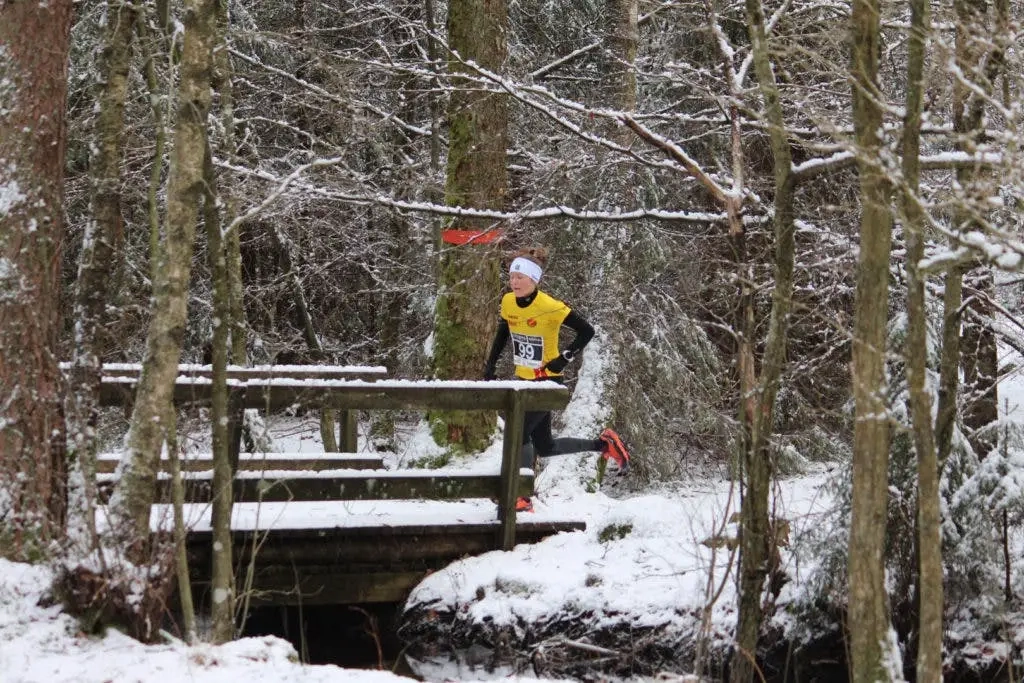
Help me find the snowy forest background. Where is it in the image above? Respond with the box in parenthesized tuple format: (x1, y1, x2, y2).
(4, 0, 1024, 680)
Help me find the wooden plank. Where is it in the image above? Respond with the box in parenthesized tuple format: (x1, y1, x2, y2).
(70, 362, 389, 381)
(97, 470, 535, 503)
(96, 377, 570, 412)
(241, 381, 570, 412)
(97, 377, 227, 407)
(94, 453, 385, 474)
(498, 389, 526, 550)
(187, 520, 586, 566)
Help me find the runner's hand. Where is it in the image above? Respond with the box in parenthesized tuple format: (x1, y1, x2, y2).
(544, 353, 569, 374)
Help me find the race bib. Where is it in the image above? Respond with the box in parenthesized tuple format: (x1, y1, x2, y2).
(511, 333, 544, 369)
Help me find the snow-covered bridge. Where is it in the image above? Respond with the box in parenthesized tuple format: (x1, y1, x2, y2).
(88, 364, 587, 605)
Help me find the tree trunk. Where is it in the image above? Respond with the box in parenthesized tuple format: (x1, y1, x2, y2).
(266, 222, 339, 451)
(111, 0, 218, 553)
(591, 0, 638, 451)
(602, 0, 638, 116)
(961, 268, 998, 458)
(0, 0, 74, 559)
(899, 0, 942, 675)
(212, 0, 249, 367)
(848, 0, 898, 676)
(167, 410, 196, 643)
(203, 141, 235, 644)
(949, 0, 998, 462)
(730, 0, 797, 677)
(432, 0, 508, 451)
(65, 0, 137, 553)
(137, 11, 171, 277)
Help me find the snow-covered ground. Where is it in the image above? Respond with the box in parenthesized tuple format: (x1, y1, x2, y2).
(0, 431, 835, 683)
(16, 336, 1024, 682)
(0, 344, 849, 683)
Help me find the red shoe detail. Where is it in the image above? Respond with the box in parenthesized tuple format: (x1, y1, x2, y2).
(515, 496, 534, 513)
(599, 428, 631, 473)
(533, 367, 549, 379)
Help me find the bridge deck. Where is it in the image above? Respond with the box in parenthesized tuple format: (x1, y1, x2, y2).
(139, 500, 585, 604)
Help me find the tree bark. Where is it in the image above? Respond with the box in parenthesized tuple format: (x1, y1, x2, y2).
(432, 0, 507, 451)
(166, 410, 196, 643)
(602, 0, 638, 117)
(203, 141, 235, 644)
(848, 0, 898, 676)
(729, 0, 797, 678)
(0, 0, 74, 558)
(899, 0, 942, 675)
(948, 0, 998, 463)
(212, 0, 248, 367)
(137, 11, 171, 276)
(111, 0, 218, 553)
(587, 0, 638, 462)
(65, 0, 137, 552)
(961, 267, 998, 460)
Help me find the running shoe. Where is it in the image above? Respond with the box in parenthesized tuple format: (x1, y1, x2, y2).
(515, 496, 534, 513)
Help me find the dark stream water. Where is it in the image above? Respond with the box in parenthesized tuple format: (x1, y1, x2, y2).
(239, 604, 1018, 682)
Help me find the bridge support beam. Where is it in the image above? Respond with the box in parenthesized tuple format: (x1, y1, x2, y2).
(498, 389, 526, 550)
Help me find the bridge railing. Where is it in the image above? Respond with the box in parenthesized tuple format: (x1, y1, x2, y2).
(88, 364, 570, 549)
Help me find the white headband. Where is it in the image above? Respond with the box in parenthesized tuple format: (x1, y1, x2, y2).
(509, 257, 542, 283)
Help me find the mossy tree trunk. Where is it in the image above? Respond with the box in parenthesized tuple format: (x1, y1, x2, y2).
(432, 0, 508, 451)
(111, 0, 218, 554)
(65, 0, 137, 552)
(0, 0, 74, 560)
(847, 0, 898, 675)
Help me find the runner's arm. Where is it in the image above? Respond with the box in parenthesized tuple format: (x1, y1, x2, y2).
(561, 310, 594, 358)
(483, 319, 510, 379)
(544, 310, 594, 373)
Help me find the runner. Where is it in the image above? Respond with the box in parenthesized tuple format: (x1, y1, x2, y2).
(483, 247, 630, 512)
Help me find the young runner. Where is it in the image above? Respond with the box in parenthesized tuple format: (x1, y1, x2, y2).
(483, 247, 631, 512)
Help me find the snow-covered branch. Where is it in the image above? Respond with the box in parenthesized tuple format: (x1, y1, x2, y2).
(216, 158, 727, 225)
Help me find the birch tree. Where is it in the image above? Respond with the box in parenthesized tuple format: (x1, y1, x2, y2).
(0, 0, 74, 559)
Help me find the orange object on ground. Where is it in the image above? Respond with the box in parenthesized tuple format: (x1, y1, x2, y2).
(599, 428, 631, 473)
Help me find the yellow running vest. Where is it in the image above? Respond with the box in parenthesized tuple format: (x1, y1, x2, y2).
(499, 290, 571, 379)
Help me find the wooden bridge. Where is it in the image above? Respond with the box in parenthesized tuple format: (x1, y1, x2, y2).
(87, 363, 587, 606)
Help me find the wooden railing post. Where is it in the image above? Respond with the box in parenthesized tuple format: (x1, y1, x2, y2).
(227, 385, 246, 474)
(339, 409, 358, 452)
(498, 388, 525, 550)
